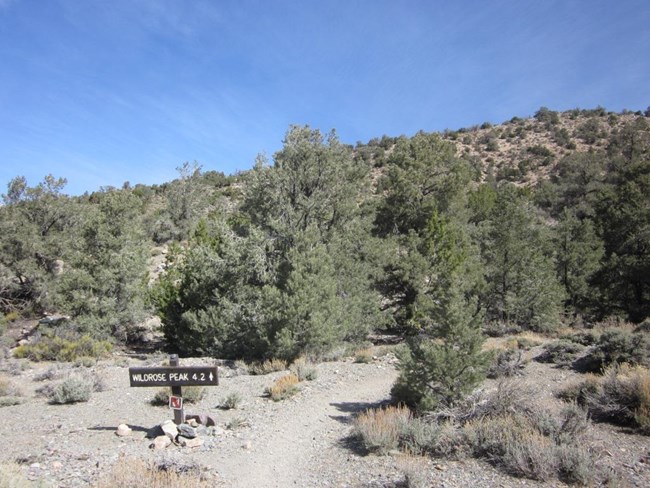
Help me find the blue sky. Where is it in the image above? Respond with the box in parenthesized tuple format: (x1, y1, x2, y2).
(1, 0, 648, 195)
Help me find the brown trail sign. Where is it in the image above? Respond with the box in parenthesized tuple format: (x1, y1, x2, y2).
(129, 354, 218, 424)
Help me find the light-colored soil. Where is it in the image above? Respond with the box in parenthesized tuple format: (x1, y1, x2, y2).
(0, 343, 649, 487)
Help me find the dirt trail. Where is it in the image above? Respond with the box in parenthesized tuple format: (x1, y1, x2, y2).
(209, 362, 396, 487)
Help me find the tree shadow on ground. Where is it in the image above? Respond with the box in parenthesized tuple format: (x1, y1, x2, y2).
(329, 399, 392, 424)
(88, 424, 151, 435)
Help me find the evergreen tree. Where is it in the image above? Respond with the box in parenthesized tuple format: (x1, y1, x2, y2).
(156, 125, 380, 360)
(374, 131, 473, 236)
(392, 213, 490, 410)
(481, 185, 563, 331)
(595, 117, 650, 320)
(53, 188, 149, 339)
(0, 175, 74, 313)
(554, 209, 603, 316)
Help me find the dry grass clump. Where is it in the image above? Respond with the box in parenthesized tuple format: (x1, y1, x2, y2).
(0, 374, 21, 396)
(396, 456, 430, 488)
(0, 368, 26, 404)
(354, 404, 412, 455)
(0, 462, 50, 487)
(503, 332, 544, 350)
(248, 358, 287, 375)
(265, 373, 300, 401)
(290, 357, 317, 381)
(354, 348, 374, 363)
(226, 417, 250, 430)
(566, 363, 650, 434)
(94, 457, 211, 488)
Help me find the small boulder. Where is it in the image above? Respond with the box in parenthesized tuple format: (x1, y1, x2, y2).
(178, 424, 197, 439)
(186, 413, 216, 427)
(178, 437, 203, 448)
(161, 420, 179, 441)
(150, 435, 172, 450)
(116, 424, 132, 437)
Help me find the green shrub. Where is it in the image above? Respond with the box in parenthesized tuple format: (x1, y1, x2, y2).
(398, 416, 442, 455)
(583, 329, 650, 371)
(483, 321, 521, 338)
(463, 410, 594, 483)
(552, 127, 573, 148)
(487, 349, 525, 379)
(49, 375, 93, 404)
(535, 107, 560, 125)
(74, 356, 97, 368)
(219, 392, 242, 410)
(567, 330, 600, 346)
(0, 397, 23, 407)
(464, 414, 558, 481)
(575, 119, 604, 144)
(527, 145, 553, 158)
(537, 340, 584, 367)
(556, 443, 596, 485)
(13, 335, 112, 362)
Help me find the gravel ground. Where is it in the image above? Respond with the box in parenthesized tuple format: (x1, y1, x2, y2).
(0, 345, 648, 487)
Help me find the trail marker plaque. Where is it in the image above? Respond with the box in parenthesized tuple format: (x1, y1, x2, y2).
(169, 395, 183, 410)
(128, 354, 218, 424)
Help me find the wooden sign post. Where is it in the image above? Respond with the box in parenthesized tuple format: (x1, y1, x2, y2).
(129, 354, 218, 425)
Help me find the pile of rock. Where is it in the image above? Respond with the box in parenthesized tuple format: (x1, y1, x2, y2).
(116, 414, 219, 450)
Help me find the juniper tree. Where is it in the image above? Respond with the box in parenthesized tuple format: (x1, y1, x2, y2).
(392, 213, 490, 411)
(480, 185, 563, 332)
